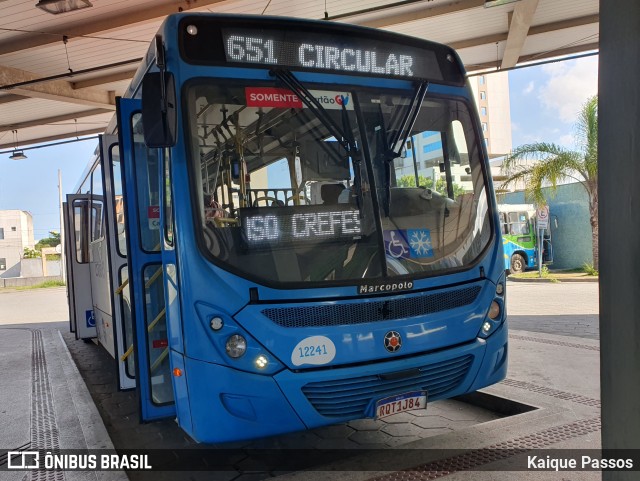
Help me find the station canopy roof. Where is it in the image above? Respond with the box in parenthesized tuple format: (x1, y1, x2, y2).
(0, 0, 598, 150)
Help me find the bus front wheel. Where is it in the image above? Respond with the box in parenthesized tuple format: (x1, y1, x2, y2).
(510, 253, 525, 274)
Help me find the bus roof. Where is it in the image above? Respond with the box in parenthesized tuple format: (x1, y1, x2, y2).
(497, 204, 536, 214)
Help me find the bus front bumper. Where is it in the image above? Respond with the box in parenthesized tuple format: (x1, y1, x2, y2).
(179, 321, 507, 443)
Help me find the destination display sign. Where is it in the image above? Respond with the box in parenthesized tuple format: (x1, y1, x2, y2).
(221, 29, 441, 80)
(240, 205, 362, 248)
(179, 16, 466, 85)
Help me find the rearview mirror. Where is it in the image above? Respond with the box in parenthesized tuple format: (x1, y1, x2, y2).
(142, 72, 176, 148)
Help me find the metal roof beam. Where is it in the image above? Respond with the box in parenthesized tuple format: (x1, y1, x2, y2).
(72, 70, 137, 89)
(0, 0, 228, 56)
(450, 14, 599, 50)
(466, 41, 599, 72)
(501, 0, 540, 69)
(0, 64, 115, 109)
(0, 93, 28, 104)
(354, 0, 485, 29)
(0, 127, 104, 150)
(0, 109, 111, 132)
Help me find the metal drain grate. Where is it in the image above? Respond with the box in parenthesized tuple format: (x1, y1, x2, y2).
(28, 330, 64, 481)
(0, 442, 31, 467)
(367, 417, 601, 480)
(501, 378, 601, 408)
(510, 334, 600, 351)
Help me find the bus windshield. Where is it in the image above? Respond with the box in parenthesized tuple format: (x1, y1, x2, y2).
(186, 79, 492, 285)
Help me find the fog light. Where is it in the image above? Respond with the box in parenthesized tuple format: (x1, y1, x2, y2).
(210, 317, 224, 331)
(482, 321, 492, 334)
(488, 300, 500, 320)
(254, 355, 269, 369)
(496, 282, 504, 296)
(226, 335, 247, 358)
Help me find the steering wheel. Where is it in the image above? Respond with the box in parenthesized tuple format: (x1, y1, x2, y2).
(252, 196, 282, 207)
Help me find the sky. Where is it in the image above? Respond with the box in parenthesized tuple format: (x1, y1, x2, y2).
(508, 55, 598, 150)
(0, 55, 599, 242)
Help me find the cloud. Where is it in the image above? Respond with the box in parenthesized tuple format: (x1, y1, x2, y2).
(538, 56, 598, 123)
(558, 134, 575, 148)
(523, 81, 535, 95)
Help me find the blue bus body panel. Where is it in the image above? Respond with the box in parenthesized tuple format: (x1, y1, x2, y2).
(180, 321, 507, 443)
(233, 280, 494, 371)
(502, 238, 537, 270)
(118, 97, 177, 421)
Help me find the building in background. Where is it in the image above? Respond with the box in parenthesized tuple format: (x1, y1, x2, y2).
(469, 71, 513, 158)
(395, 71, 513, 192)
(0, 210, 35, 278)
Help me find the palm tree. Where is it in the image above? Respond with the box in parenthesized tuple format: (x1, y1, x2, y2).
(501, 96, 598, 269)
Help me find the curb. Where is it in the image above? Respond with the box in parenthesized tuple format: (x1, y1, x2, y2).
(508, 276, 598, 283)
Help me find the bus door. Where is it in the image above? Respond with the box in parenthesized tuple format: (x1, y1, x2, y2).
(116, 98, 175, 421)
(65, 195, 97, 340)
(100, 134, 136, 390)
(63, 202, 76, 333)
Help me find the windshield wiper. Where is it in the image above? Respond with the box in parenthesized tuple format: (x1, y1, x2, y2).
(272, 69, 364, 210)
(272, 69, 356, 153)
(380, 81, 429, 218)
(386, 81, 429, 159)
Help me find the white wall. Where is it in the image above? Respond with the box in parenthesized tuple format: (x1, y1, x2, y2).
(0, 210, 35, 278)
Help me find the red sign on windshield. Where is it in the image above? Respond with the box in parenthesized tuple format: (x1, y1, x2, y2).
(246, 87, 303, 108)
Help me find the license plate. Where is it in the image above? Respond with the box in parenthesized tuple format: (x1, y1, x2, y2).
(375, 391, 427, 419)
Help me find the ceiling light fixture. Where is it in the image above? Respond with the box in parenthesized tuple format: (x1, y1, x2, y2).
(8, 130, 27, 160)
(484, 0, 520, 7)
(10, 151, 27, 160)
(36, 0, 93, 15)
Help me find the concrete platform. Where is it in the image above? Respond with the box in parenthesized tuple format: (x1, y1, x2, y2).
(0, 283, 604, 480)
(0, 325, 127, 481)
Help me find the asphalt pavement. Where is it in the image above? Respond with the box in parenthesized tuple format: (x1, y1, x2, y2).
(0, 281, 602, 480)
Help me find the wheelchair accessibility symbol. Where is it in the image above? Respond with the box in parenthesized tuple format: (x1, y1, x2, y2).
(384, 229, 434, 259)
(387, 231, 409, 258)
(86, 309, 96, 328)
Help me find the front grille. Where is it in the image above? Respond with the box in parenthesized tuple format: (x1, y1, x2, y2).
(262, 285, 481, 328)
(301, 354, 473, 418)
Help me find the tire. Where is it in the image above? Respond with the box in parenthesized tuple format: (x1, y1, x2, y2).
(510, 253, 525, 274)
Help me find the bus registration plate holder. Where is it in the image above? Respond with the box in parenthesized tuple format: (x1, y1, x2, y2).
(375, 391, 427, 419)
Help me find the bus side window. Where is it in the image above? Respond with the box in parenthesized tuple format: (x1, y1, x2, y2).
(500, 213, 508, 235)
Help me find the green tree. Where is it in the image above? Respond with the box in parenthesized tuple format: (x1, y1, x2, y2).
(502, 96, 598, 269)
(397, 175, 466, 198)
(35, 231, 60, 251)
(23, 247, 41, 259)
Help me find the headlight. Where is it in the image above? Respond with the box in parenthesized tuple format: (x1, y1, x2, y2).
(254, 355, 269, 369)
(488, 300, 501, 320)
(210, 316, 224, 331)
(225, 334, 247, 358)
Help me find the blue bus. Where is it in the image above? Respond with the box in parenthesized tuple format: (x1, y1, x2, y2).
(63, 13, 507, 443)
(498, 204, 553, 274)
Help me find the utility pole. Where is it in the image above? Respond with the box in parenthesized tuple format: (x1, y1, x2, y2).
(58, 169, 65, 284)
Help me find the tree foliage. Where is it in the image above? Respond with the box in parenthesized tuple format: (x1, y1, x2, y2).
(397, 175, 466, 198)
(502, 96, 598, 268)
(23, 247, 41, 259)
(35, 231, 60, 251)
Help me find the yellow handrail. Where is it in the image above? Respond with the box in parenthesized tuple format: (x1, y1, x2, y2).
(144, 267, 163, 288)
(147, 308, 166, 333)
(150, 348, 169, 373)
(120, 344, 133, 362)
(115, 278, 129, 295)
